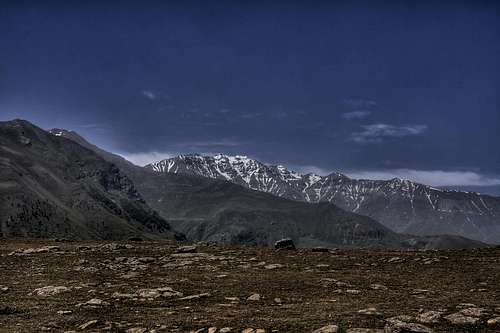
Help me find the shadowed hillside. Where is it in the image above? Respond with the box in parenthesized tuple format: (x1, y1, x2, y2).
(0, 120, 183, 240)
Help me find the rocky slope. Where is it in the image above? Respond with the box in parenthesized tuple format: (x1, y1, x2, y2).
(0, 120, 183, 240)
(148, 154, 500, 244)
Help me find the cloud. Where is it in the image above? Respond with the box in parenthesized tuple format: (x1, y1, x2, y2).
(117, 151, 174, 166)
(290, 165, 333, 176)
(342, 110, 371, 120)
(345, 169, 500, 187)
(343, 99, 377, 108)
(142, 90, 156, 100)
(351, 123, 428, 144)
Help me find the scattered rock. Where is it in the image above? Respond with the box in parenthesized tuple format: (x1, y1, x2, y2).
(456, 303, 477, 309)
(176, 245, 197, 253)
(384, 319, 433, 333)
(274, 238, 296, 250)
(346, 289, 361, 294)
(57, 310, 72, 315)
(10, 246, 61, 256)
(386, 316, 414, 324)
(416, 311, 443, 324)
(136, 287, 183, 299)
(219, 328, 232, 333)
(370, 284, 388, 290)
(111, 292, 135, 299)
(347, 329, 384, 333)
(247, 293, 261, 301)
(410, 289, 430, 295)
(264, 264, 284, 270)
(460, 307, 488, 317)
(312, 324, 339, 333)
(33, 286, 70, 296)
(444, 312, 480, 325)
(78, 320, 98, 330)
(76, 245, 92, 251)
(125, 328, 147, 333)
(84, 298, 110, 306)
(387, 257, 402, 263)
(180, 293, 210, 301)
(100, 243, 132, 251)
(358, 307, 382, 316)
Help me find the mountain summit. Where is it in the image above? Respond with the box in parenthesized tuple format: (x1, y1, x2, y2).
(148, 154, 500, 244)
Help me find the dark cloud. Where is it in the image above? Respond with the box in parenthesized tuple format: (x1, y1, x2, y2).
(1, 1, 499, 179)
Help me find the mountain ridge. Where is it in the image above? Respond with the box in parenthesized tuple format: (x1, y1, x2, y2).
(46, 126, 488, 249)
(147, 153, 500, 244)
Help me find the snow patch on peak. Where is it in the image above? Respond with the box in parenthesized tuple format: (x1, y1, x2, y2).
(306, 173, 322, 184)
(49, 128, 69, 137)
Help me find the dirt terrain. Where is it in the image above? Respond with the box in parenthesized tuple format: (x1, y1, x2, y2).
(0, 239, 499, 333)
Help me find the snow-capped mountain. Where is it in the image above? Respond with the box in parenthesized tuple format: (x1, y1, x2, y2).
(147, 154, 500, 244)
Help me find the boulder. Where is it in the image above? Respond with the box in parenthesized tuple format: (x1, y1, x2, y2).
(487, 317, 500, 326)
(274, 238, 296, 250)
(416, 311, 443, 324)
(311, 247, 329, 253)
(444, 312, 479, 325)
(247, 293, 261, 301)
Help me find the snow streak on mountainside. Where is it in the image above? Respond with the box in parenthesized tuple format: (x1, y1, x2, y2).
(148, 154, 500, 244)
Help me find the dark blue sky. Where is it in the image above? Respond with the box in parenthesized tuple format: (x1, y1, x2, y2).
(1, 1, 499, 190)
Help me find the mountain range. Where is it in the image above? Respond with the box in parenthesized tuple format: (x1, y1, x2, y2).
(148, 154, 500, 244)
(47, 123, 488, 249)
(0, 119, 493, 249)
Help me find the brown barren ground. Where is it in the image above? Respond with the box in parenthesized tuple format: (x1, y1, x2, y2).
(0, 239, 499, 333)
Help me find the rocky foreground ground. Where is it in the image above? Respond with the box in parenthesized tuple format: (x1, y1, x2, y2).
(0, 240, 499, 333)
